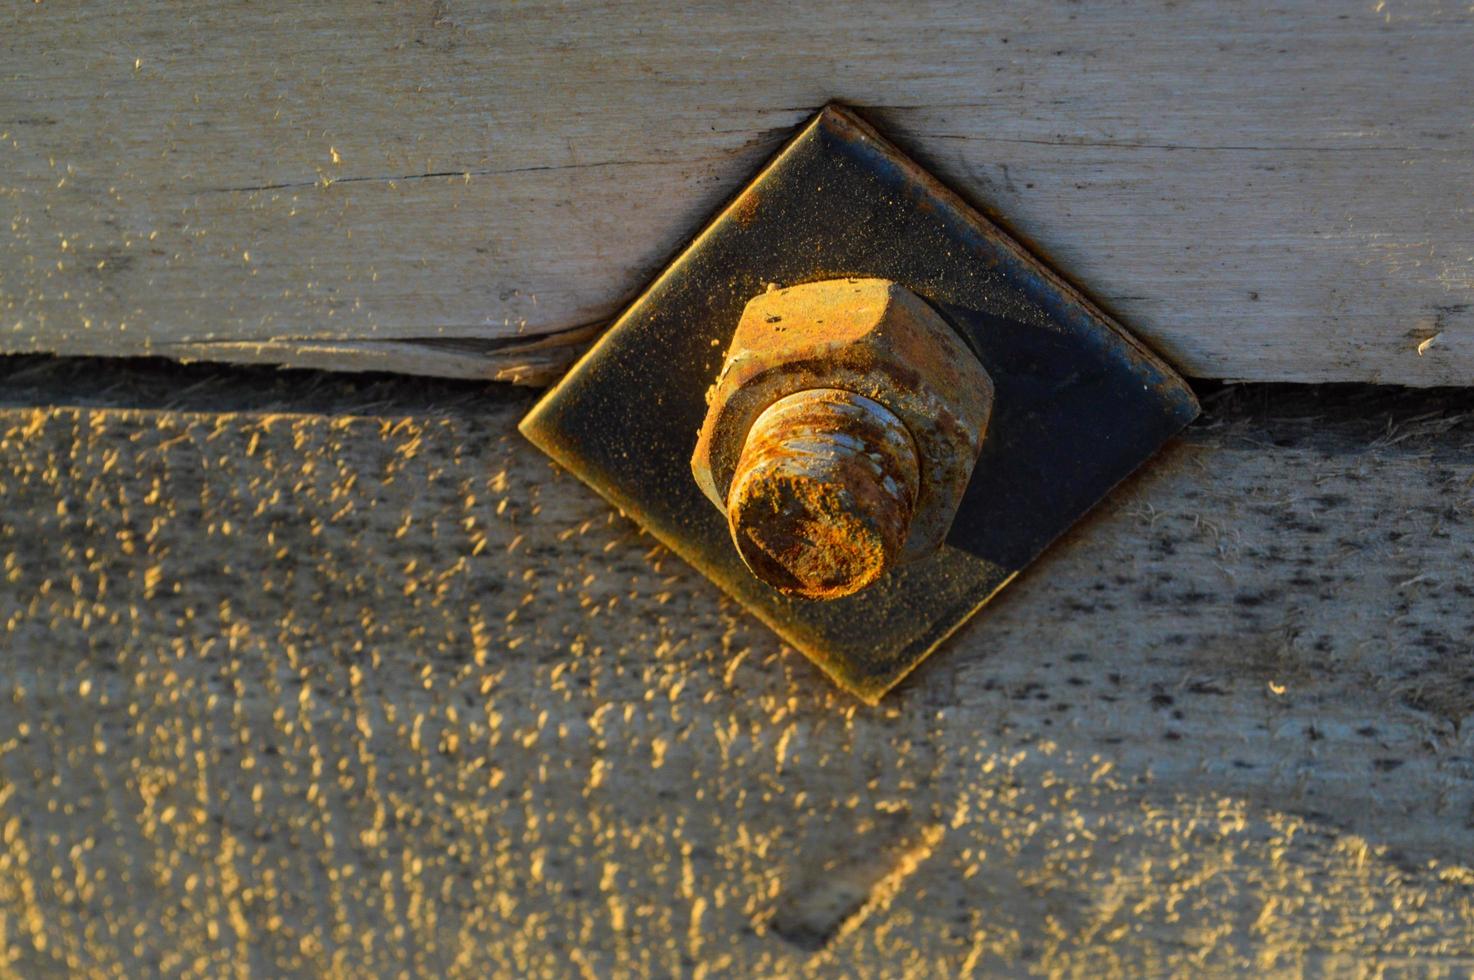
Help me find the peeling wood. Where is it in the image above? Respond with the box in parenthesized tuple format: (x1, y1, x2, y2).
(165, 321, 604, 386)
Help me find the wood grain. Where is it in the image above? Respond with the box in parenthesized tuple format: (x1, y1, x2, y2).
(0, 372, 1470, 973)
(3, 2, 1472, 385)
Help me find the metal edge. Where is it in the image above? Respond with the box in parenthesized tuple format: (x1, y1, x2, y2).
(847, 568, 1022, 705)
(520, 108, 832, 448)
(518, 102, 1203, 704)
(818, 104, 1201, 425)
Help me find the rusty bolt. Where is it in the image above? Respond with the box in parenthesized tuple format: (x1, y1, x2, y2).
(726, 388, 921, 599)
(692, 278, 994, 598)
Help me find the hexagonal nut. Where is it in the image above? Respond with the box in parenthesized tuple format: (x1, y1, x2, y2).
(692, 277, 994, 562)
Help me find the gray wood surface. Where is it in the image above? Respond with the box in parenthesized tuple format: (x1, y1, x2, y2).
(3, 2, 1473, 385)
(0, 367, 1470, 974)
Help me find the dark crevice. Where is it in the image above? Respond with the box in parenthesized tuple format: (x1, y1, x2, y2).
(0, 354, 531, 416)
(0, 355, 1471, 453)
(1186, 381, 1474, 457)
(165, 320, 606, 356)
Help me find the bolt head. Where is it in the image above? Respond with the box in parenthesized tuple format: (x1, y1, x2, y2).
(692, 278, 994, 565)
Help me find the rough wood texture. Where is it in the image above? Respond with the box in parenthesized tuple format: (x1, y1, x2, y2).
(0, 365, 1471, 974)
(3, 2, 1472, 386)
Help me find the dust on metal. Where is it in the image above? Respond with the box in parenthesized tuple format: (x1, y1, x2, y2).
(726, 387, 921, 600)
(520, 104, 1199, 703)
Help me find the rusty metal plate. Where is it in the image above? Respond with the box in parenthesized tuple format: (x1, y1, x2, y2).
(520, 104, 1199, 703)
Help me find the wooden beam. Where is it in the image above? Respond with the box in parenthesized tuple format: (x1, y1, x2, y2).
(0, 376, 1470, 971)
(2, 2, 1472, 385)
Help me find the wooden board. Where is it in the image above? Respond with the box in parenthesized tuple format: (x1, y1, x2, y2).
(3, 2, 1473, 386)
(0, 366, 1470, 973)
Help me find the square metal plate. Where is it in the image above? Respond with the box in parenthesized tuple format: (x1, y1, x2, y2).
(520, 104, 1199, 703)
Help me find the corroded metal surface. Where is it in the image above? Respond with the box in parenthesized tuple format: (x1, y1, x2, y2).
(693, 278, 994, 565)
(520, 104, 1200, 703)
(726, 388, 921, 600)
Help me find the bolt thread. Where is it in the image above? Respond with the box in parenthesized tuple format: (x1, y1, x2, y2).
(726, 388, 920, 600)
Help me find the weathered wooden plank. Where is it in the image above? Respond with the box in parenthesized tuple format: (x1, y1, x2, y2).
(0, 367, 1470, 973)
(3, 2, 1472, 386)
